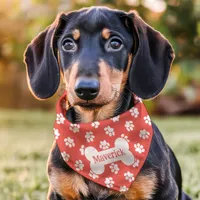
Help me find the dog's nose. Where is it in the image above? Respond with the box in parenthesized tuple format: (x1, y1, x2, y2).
(75, 78, 100, 100)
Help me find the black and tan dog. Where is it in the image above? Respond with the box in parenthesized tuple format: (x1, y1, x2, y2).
(24, 6, 191, 200)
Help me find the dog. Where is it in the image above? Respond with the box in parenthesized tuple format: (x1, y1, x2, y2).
(24, 6, 192, 200)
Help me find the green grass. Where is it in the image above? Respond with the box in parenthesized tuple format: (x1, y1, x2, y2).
(0, 110, 200, 200)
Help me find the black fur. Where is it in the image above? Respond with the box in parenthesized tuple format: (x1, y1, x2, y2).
(127, 12, 174, 99)
(24, 13, 67, 99)
(24, 6, 191, 200)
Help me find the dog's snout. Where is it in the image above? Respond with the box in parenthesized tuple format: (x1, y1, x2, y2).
(75, 78, 100, 100)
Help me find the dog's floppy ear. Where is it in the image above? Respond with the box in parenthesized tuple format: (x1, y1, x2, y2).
(24, 13, 66, 99)
(127, 11, 175, 99)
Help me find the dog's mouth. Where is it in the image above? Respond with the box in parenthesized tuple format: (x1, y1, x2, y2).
(76, 102, 106, 109)
(73, 92, 118, 110)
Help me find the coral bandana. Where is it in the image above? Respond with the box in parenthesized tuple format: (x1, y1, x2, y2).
(54, 93, 153, 192)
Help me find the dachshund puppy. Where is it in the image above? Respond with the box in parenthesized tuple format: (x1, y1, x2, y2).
(24, 6, 191, 200)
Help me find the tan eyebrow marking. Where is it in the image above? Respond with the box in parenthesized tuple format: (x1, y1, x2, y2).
(102, 28, 111, 39)
(72, 29, 80, 40)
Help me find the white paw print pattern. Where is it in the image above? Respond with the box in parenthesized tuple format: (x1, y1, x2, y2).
(109, 163, 120, 174)
(104, 177, 114, 188)
(104, 126, 115, 136)
(75, 160, 84, 171)
(56, 113, 65, 124)
(91, 121, 100, 128)
(139, 129, 150, 139)
(125, 121, 134, 131)
(120, 186, 128, 192)
(85, 131, 95, 142)
(130, 107, 139, 118)
(69, 123, 80, 133)
(64, 137, 75, 148)
(133, 158, 140, 168)
(99, 140, 110, 150)
(124, 171, 135, 182)
(61, 151, 70, 162)
(144, 115, 151, 126)
(79, 145, 85, 155)
(111, 115, 120, 122)
(121, 134, 130, 142)
(53, 128, 60, 139)
(89, 170, 99, 179)
(134, 143, 145, 154)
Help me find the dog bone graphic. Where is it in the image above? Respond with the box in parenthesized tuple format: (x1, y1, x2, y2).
(85, 138, 134, 174)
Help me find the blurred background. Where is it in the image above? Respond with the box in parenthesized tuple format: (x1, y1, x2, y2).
(0, 0, 200, 114)
(0, 0, 200, 200)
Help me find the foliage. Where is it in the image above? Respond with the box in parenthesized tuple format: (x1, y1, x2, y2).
(0, 0, 199, 110)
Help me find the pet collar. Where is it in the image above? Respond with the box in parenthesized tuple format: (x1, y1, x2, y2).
(53, 93, 153, 192)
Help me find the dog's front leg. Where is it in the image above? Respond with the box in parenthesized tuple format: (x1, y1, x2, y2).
(47, 185, 64, 200)
(47, 142, 88, 200)
(152, 175, 179, 200)
(47, 162, 80, 200)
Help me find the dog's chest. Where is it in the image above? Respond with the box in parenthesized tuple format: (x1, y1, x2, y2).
(48, 151, 157, 200)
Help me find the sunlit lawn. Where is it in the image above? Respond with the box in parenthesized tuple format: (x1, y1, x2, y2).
(0, 110, 200, 200)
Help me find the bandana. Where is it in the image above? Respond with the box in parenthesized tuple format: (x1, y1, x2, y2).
(53, 93, 153, 192)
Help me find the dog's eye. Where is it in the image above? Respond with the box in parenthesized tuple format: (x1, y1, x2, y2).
(62, 39, 76, 52)
(106, 37, 123, 51)
(110, 39, 122, 49)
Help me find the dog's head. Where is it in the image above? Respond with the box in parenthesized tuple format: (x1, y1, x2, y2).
(24, 7, 174, 109)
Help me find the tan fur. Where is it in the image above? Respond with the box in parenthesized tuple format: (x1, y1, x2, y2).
(109, 171, 157, 200)
(124, 172, 157, 200)
(72, 29, 80, 40)
(74, 59, 124, 123)
(47, 142, 88, 199)
(62, 59, 124, 122)
(67, 55, 132, 123)
(75, 100, 119, 123)
(120, 54, 132, 92)
(63, 62, 79, 106)
(102, 28, 111, 39)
